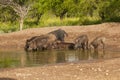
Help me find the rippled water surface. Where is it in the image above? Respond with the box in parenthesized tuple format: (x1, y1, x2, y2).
(0, 50, 120, 68)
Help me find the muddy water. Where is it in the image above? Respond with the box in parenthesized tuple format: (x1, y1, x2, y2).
(0, 50, 120, 68)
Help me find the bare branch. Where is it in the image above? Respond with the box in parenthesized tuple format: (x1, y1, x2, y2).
(0, 0, 30, 30)
(0, 0, 30, 19)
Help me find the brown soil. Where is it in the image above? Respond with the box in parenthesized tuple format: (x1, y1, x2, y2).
(0, 22, 120, 51)
(0, 22, 120, 80)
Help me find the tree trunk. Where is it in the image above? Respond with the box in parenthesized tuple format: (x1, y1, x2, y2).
(60, 9, 67, 20)
(99, 12, 105, 21)
(35, 13, 42, 25)
(20, 18, 24, 31)
(60, 15, 64, 20)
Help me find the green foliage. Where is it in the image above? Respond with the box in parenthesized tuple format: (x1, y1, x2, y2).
(13, 0, 33, 6)
(79, 17, 102, 25)
(0, 0, 120, 33)
(0, 22, 18, 33)
(104, 0, 120, 21)
(39, 17, 79, 27)
(49, 0, 77, 19)
(0, 6, 18, 22)
(25, 13, 79, 28)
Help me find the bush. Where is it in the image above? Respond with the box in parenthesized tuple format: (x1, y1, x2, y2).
(78, 17, 102, 25)
(105, 17, 120, 22)
(1, 16, 120, 33)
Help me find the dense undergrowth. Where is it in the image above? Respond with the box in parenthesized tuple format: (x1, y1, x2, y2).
(0, 16, 119, 33)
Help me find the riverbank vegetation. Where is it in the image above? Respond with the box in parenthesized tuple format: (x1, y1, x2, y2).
(0, 0, 120, 33)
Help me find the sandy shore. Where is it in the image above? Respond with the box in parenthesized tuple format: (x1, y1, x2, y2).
(0, 58, 120, 80)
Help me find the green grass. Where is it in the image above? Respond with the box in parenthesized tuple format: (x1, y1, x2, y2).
(0, 15, 120, 33)
(39, 17, 80, 27)
(0, 22, 19, 33)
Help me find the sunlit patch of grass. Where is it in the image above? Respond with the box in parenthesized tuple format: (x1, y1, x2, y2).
(0, 22, 18, 33)
(39, 17, 79, 27)
(79, 16, 102, 25)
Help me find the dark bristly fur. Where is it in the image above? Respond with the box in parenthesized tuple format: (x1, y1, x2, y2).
(54, 41, 75, 50)
(48, 29, 68, 42)
(74, 35, 89, 50)
(89, 36, 106, 51)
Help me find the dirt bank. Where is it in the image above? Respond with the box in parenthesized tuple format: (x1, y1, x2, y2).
(0, 22, 120, 51)
(0, 22, 120, 80)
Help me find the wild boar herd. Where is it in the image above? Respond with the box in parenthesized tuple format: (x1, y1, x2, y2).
(24, 29, 105, 52)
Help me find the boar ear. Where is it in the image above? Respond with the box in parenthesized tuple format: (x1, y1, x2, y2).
(26, 40, 28, 42)
(25, 39, 29, 43)
(26, 39, 29, 42)
(26, 39, 31, 42)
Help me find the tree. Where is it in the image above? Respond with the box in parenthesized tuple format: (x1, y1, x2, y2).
(0, 0, 31, 31)
(0, 6, 18, 22)
(105, 0, 120, 21)
(96, 0, 111, 21)
(31, 0, 50, 25)
(49, 0, 78, 20)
